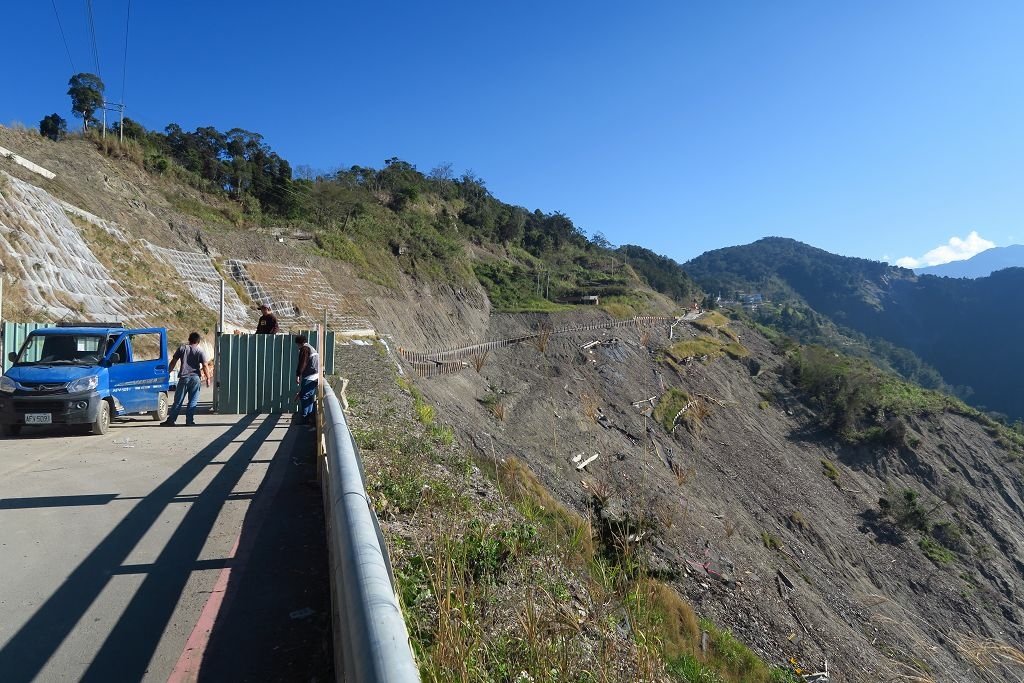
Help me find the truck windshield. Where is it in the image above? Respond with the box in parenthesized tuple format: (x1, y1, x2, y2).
(15, 334, 105, 366)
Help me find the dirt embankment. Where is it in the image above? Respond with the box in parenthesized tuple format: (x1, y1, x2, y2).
(0, 125, 490, 348)
(411, 310, 1024, 682)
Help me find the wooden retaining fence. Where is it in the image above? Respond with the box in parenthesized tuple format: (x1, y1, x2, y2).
(400, 315, 674, 378)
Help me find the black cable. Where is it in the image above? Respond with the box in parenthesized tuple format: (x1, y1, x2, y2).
(120, 0, 131, 104)
(51, 0, 76, 73)
(85, 0, 102, 78)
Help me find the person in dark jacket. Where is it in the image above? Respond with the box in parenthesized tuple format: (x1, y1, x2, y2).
(295, 335, 320, 424)
(256, 304, 280, 334)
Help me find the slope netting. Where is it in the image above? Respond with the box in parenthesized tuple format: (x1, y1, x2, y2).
(226, 259, 373, 333)
(0, 172, 136, 321)
(143, 242, 254, 326)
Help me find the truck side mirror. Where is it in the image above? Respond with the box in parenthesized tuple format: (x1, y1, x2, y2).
(110, 352, 121, 364)
(7, 352, 17, 363)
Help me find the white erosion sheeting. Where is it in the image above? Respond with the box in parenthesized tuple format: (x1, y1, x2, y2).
(226, 259, 374, 334)
(143, 242, 254, 327)
(0, 172, 134, 320)
(0, 145, 56, 180)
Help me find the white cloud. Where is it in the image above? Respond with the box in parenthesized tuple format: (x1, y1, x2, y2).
(895, 231, 995, 269)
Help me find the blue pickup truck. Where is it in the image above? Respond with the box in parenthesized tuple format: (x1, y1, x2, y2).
(0, 324, 172, 436)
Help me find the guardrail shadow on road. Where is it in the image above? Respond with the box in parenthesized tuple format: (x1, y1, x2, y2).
(0, 413, 270, 683)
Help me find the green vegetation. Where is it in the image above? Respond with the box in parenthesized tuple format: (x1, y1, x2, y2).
(617, 245, 700, 303)
(879, 488, 934, 533)
(878, 487, 967, 566)
(67, 73, 104, 129)
(787, 344, 1024, 455)
(919, 537, 955, 566)
(691, 310, 731, 332)
(685, 236, 1024, 422)
(38, 113, 67, 141)
(654, 388, 691, 432)
(667, 336, 748, 363)
(787, 345, 969, 446)
(761, 532, 782, 551)
(820, 459, 840, 487)
(472, 261, 568, 312)
(413, 395, 435, 425)
(662, 617, 800, 683)
(40, 80, 706, 306)
(600, 291, 663, 319)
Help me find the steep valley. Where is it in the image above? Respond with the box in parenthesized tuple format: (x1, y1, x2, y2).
(1, 125, 1023, 682)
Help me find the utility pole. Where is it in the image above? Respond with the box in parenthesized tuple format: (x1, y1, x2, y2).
(98, 102, 125, 142)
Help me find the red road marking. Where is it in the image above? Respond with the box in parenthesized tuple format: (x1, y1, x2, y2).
(167, 420, 296, 682)
(167, 537, 239, 683)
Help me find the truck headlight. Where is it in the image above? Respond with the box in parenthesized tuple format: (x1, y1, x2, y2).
(67, 375, 99, 393)
(0, 376, 14, 393)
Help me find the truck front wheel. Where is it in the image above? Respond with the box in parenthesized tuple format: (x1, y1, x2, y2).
(151, 392, 168, 422)
(3, 424, 21, 437)
(92, 400, 111, 435)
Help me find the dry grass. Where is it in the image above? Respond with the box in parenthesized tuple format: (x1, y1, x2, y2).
(670, 460, 694, 486)
(87, 132, 145, 166)
(533, 326, 552, 353)
(471, 350, 488, 372)
(692, 310, 730, 330)
(638, 327, 652, 348)
(723, 516, 738, 538)
(499, 457, 595, 563)
(580, 392, 600, 422)
(491, 399, 508, 421)
(645, 579, 701, 656)
(954, 637, 1024, 677)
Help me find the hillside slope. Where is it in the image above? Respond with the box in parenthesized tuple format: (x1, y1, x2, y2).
(410, 311, 1024, 682)
(3, 126, 1022, 681)
(684, 237, 1024, 420)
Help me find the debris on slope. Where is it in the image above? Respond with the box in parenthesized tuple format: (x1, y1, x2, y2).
(410, 309, 1024, 682)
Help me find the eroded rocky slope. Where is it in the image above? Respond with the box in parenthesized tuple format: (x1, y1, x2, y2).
(411, 312, 1024, 682)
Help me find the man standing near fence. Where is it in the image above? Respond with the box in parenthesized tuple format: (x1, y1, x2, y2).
(256, 304, 280, 334)
(163, 332, 210, 427)
(294, 335, 320, 426)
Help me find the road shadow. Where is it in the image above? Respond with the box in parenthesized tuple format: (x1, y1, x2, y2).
(0, 413, 265, 683)
(197, 425, 334, 683)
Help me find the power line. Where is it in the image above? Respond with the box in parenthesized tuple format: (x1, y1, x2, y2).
(84, 0, 102, 78)
(51, 0, 76, 73)
(120, 0, 131, 104)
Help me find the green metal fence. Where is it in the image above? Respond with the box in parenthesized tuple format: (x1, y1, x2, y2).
(1, 322, 51, 373)
(215, 331, 335, 414)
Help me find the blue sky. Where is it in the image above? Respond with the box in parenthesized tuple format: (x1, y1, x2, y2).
(3, 1, 1022, 265)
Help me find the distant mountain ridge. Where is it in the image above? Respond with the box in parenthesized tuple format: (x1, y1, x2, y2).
(915, 244, 1024, 278)
(684, 237, 1024, 420)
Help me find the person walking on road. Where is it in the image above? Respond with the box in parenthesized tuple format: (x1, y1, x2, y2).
(163, 332, 211, 427)
(256, 304, 280, 334)
(294, 335, 320, 426)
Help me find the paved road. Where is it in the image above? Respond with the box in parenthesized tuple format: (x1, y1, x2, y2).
(0, 391, 331, 683)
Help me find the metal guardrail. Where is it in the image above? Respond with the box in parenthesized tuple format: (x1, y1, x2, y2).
(320, 382, 419, 683)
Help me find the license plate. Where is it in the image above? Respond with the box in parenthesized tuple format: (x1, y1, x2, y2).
(25, 413, 52, 424)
